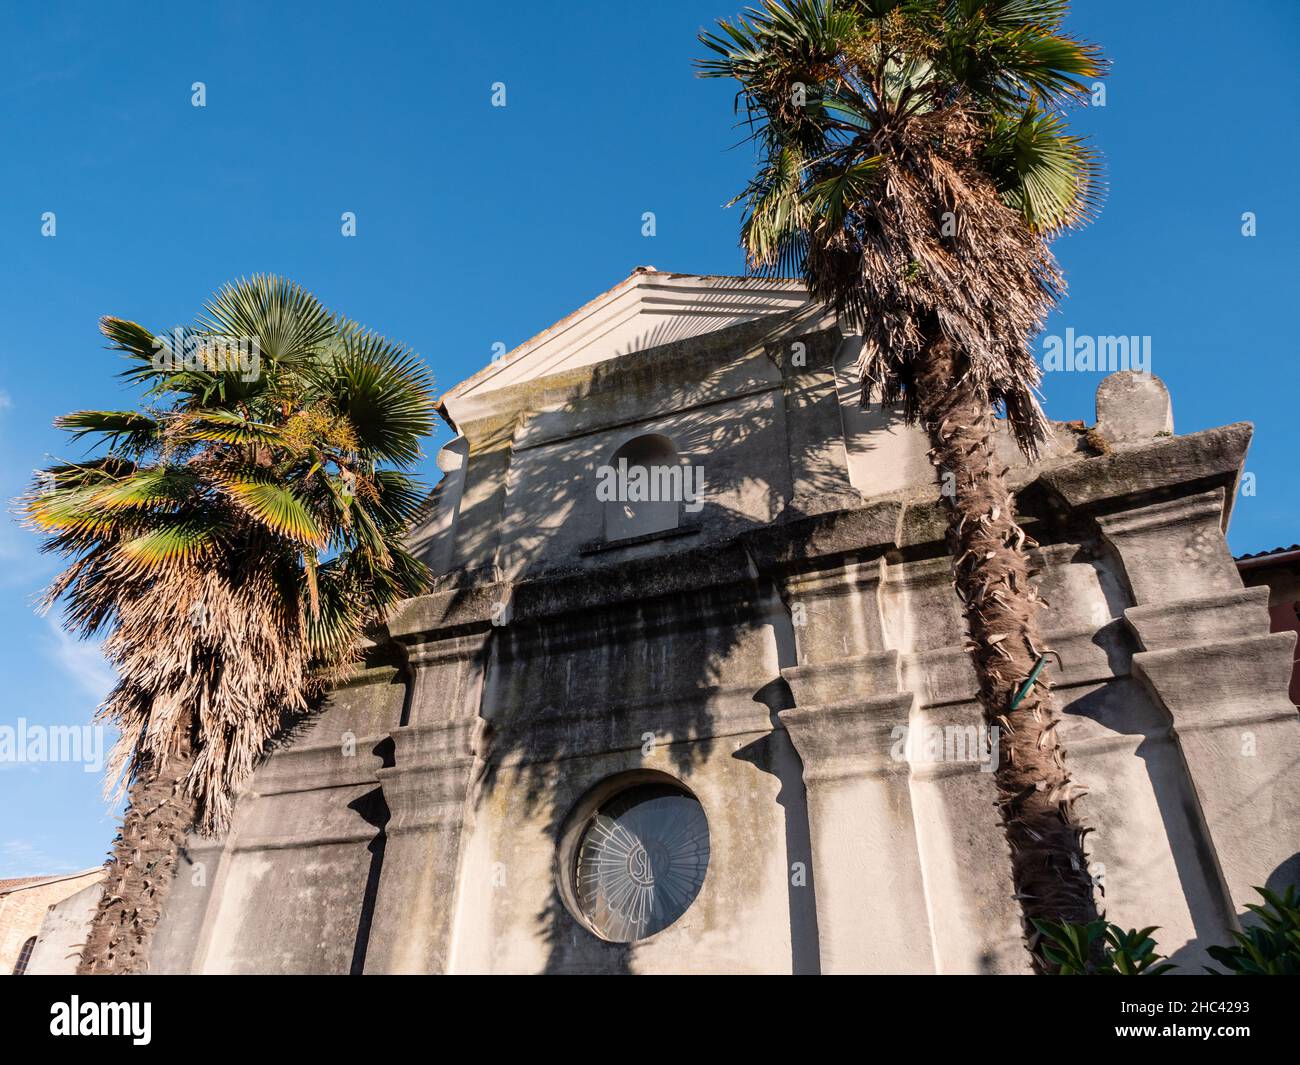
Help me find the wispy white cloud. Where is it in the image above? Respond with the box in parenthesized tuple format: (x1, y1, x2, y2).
(44, 616, 116, 705)
(0, 838, 81, 879)
(0, 519, 59, 591)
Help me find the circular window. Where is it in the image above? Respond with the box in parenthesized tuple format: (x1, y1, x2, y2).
(572, 781, 710, 942)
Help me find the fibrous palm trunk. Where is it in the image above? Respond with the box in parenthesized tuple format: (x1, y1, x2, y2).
(78, 745, 197, 974)
(913, 335, 1099, 961)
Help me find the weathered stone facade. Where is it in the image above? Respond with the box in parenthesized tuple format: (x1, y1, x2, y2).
(150, 271, 1300, 974)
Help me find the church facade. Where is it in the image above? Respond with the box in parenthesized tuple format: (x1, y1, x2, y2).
(150, 270, 1300, 974)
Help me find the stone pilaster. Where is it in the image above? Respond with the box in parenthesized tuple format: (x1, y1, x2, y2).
(784, 555, 887, 667)
(365, 587, 497, 973)
(778, 650, 935, 973)
(361, 716, 484, 973)
(1097, 494, 1300, 918)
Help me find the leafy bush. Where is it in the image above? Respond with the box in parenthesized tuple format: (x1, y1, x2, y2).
(1206, 885, 1300, 975)
(1033, 919, 1172, 975)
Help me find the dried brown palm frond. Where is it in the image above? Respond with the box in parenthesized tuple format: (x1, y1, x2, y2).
(808, 102, 1062, 453)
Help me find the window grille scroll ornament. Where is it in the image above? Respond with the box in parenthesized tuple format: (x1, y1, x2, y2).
(574, 784, 709, 942)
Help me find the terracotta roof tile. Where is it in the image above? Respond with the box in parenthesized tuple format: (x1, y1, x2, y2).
(1236, 544, 1300, 561)
(0, 875, 49, 894)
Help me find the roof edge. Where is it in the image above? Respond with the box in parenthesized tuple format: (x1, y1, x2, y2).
(439, 268, 808, 407)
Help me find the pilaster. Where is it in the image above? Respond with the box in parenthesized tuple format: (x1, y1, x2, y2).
(1092, 491, 1300, 920)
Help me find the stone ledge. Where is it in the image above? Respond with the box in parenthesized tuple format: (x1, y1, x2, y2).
(900, 622, 1129, 709)
(782, 650, 901, 707)
(742, 500, 902, 571)
(1039, 422, 1251, 520)
(331, 664, 403, 690)
(249, 737, 390, 796)
(511, 540, 760, 621)
(1131, 632, 1299, 726)
(779, 694, 917, 775)
(578, 523, 701, 556)
(1124, 586, 1273, 651)
(486, 717, 775, 770)
(485, 678, 780, 727)
(223, 827, 381, 853)
(387, 582, 503, 640)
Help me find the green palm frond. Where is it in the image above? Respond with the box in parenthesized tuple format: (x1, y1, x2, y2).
(177, 410, 283, 448)
(117, 518, 223, 569)
(107, 320, 224, 402)
(35, 457, 137, 491)
(216, 475, 326, 547)
(101, 317, 164, 393)
(99, 316, 159, 361)
(55, 410, 161, 454)
(738, 144, 816, 273)
(344, 492, 394, 563)
(90, 468, 198, 511)
(321, 329, 435, 466)
(197, 275, 334, 369)
(25, 485, 129, 537)
(329, 540, 430, 619)
(983, 102, 1103, 232)
(934, 2, 1103, 109)
(369, 468, 435, 531)
(974, 0, 1072, 29)
(808, 155, 885, 230)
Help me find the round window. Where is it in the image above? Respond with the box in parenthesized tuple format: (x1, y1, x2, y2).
(573, 782, 710, 942)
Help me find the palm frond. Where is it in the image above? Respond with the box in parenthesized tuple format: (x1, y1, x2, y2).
(983, 102, 1104, 233)
(197, 275, 334, 369)
(216, 475, 326, 547)
(117, 518, 222, 569)
(90, 468, 198, 511)
(55, 410, 161, 454)
(319, 329, 435, 466)
(738, 144, 816, 273)
(176, 410, 283, 448)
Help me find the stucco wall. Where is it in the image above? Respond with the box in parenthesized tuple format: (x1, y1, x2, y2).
(0, 870, 102, 974)
(25, 879, 103, 974)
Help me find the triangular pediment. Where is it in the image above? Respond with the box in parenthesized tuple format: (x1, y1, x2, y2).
(442, 269, 810, 416)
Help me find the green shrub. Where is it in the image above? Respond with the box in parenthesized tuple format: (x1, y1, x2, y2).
(1206, 885, 1300, 975)
(1033, 919, 1172, 975)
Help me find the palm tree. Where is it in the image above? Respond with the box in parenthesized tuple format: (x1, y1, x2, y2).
(19, 276, 436, 973)
(700, 0, 1105, 961)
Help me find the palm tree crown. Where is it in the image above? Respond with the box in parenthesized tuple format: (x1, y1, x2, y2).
(20, 276, 436, 833)
(700, 0, 1103, 452)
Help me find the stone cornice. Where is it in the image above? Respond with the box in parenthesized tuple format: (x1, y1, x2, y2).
(383, 422, 1255, 646)
(1038, 422, 1251, 527)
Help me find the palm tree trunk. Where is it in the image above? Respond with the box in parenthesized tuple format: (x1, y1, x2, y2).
(913, 335, 1099, 963)
(78, 745, 197, 974)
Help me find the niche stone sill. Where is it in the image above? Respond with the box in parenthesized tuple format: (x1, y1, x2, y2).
(579, 524, 701, 556)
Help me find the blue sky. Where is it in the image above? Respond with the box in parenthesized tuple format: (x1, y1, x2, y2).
(1, 1, 1297, 876)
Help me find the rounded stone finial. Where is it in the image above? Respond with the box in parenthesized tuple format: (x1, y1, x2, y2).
(1095, 371, 1173, 444)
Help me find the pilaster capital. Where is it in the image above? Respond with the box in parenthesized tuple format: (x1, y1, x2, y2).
(779, 693, 915, 782)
